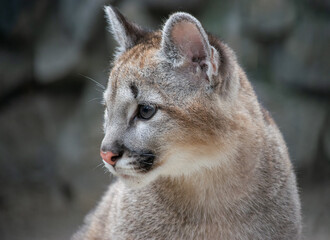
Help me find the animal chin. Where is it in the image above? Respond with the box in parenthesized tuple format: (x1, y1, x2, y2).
(123, 170, 163, 188)
(119, 162, 161, 188)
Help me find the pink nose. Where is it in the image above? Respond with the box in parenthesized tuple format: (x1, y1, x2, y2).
(100, 151, 119, 166)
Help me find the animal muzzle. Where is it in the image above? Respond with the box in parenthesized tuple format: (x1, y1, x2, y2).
(100, 151, 122, 166)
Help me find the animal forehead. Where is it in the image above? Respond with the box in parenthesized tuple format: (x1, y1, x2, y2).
(107, 48, 163, 103)
(105, 66, 164, 105)
(114, 32, 162, 69)
(109, 37, 162, 84)
(107, 64, 158, 101)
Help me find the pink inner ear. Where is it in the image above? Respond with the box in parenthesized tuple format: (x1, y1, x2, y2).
(171, 21, 206, 60)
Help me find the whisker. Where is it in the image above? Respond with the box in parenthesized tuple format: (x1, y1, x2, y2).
(93, 162, 104, 170)
(79, 74, 106, 90)
(127, 164, 136, 176)
(140, 153, 156, 157)
(130, 151, 156, 157)
(139, 161, 153, 165)
(95, 87, 104, 93)
(87, 97, 103, 103)
(103, 165, 111, 174)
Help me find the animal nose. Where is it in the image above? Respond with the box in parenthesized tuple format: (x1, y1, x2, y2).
(100, 151, 120, 166)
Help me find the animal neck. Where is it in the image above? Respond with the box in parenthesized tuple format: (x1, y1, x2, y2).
(152, 161, 258, 218)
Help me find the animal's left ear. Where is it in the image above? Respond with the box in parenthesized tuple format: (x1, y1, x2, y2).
(104, 6, 148, 58)
(160, 12, 219, 80)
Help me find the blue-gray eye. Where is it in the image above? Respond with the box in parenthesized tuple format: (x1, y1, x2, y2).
(138, 104, 157, 120)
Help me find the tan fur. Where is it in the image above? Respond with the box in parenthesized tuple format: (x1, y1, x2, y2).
(72, 7, 301, 240)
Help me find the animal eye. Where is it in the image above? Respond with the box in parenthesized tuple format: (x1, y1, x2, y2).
(137, 104, 157, 120)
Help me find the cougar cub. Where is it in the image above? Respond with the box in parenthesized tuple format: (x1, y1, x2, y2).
(73, 6, 301, 240)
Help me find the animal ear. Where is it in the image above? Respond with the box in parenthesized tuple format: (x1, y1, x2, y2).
(104, 6, 148, 58)
(160, 12, 219, 79)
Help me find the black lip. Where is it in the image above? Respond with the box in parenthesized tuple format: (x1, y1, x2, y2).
(114, 143, 156, 172)
(138, 154, 155, 171)
(130, 150, 156, 172)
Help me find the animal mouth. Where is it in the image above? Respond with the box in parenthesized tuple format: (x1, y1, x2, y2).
(103, 150, 157, 175)
(130, 151, 156, 172)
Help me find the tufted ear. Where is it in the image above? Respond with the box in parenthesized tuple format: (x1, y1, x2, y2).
(160, 12, 219, 80)
(104, 6, 149, 58)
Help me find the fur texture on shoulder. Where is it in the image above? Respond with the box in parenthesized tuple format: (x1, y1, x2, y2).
(73, 6, 301, 240)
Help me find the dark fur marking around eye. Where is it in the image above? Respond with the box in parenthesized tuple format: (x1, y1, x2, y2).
(130, 83, 138, 98)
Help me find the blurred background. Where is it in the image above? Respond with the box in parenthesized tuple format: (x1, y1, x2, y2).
(0, 0, 329, 239)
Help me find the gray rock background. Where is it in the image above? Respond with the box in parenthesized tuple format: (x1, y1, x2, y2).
(0, 0, 329, 239)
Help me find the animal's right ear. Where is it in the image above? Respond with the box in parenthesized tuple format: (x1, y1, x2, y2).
(104, 6, 148, 58)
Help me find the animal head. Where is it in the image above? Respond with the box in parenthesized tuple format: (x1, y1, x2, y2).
(101, 6, 241, 187)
